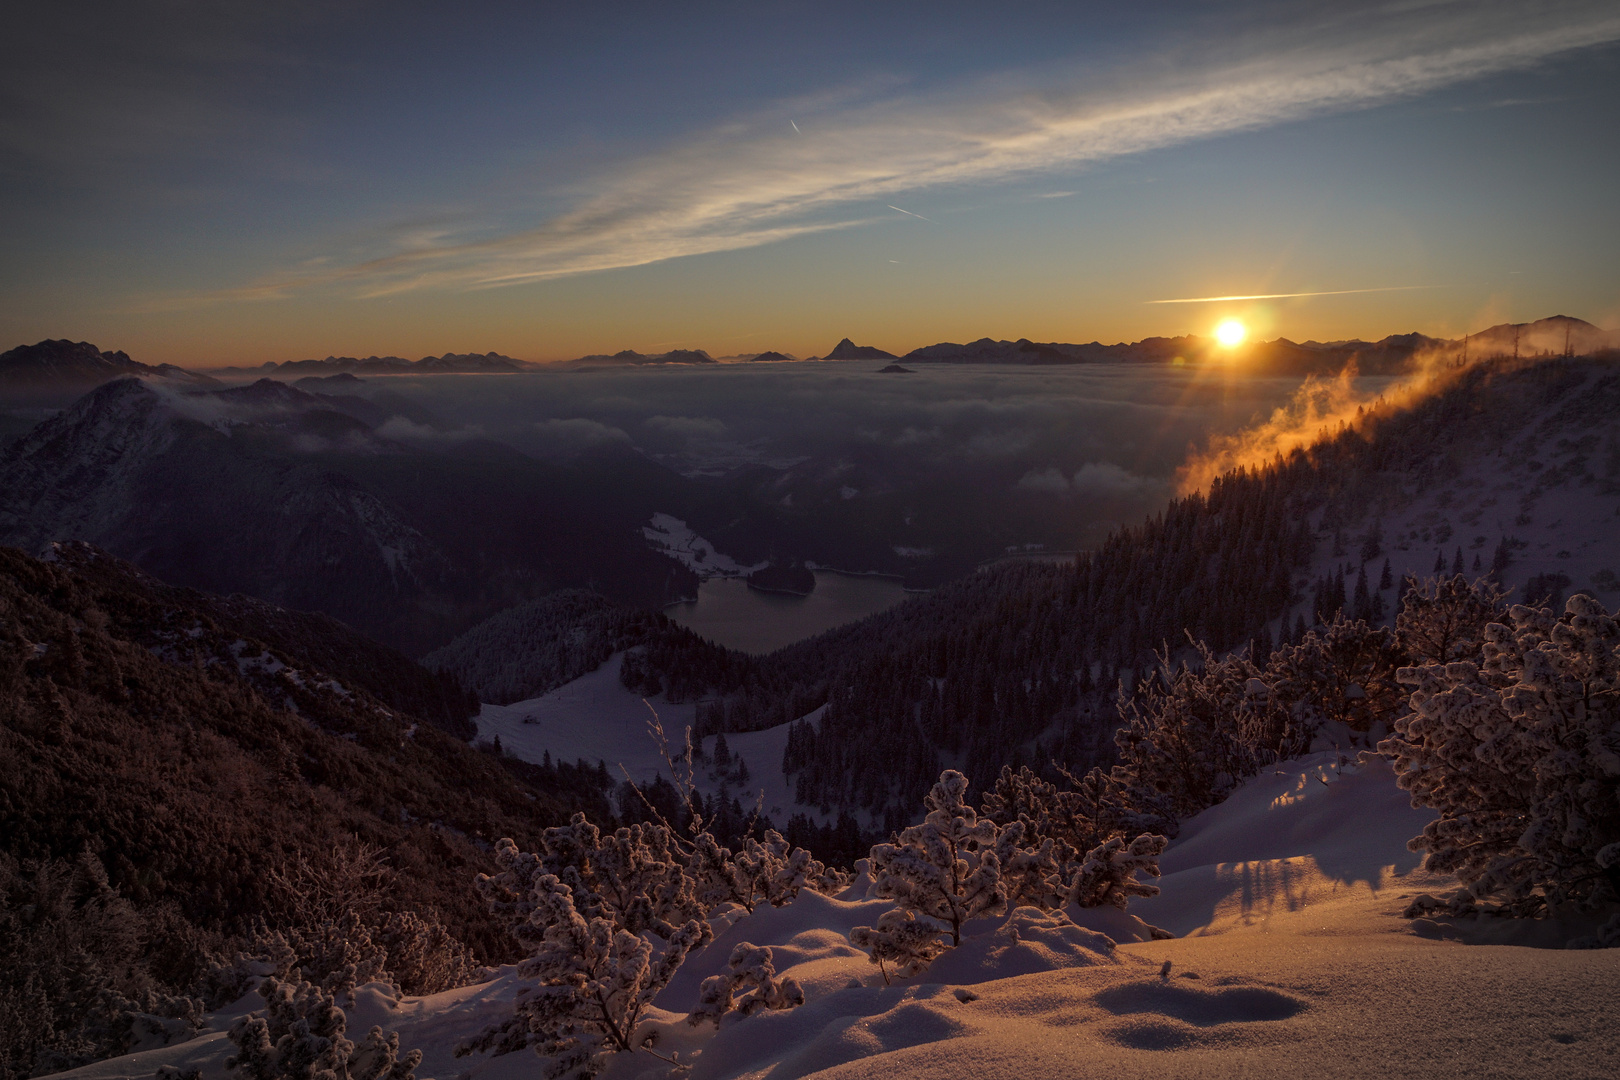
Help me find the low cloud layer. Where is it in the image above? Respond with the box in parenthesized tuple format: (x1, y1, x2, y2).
(530, 417, 631, 454)
(1018, 461, 1153, 497)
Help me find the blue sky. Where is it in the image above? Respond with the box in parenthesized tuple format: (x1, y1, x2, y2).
(3, 1, 1617, 364)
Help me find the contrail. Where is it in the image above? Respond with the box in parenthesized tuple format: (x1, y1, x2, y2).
(790, 119, 800, 133)
(1146, 285, 1441, 304)
(886, 204, 930, 221)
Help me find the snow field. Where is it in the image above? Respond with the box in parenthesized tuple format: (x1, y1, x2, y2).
(475, 655, 814, 826)
(63, 751, 1620, 1080)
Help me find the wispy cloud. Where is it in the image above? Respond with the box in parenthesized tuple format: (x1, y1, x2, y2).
(153, 3, 1620, 308)
(1147, 285, 1442, 304)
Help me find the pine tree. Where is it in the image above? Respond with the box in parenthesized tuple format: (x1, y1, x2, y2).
(457, 875, 705, 1078)
(851, 770, 1009, 980)
(1451, 547, 1465, 575)
(1360, 521, 1384, 563)
(1379, 559, 1394, 592)
(686, 944, 804, 1028)
(228, 975, 420, 1080)
(1353, 565, 1372, 622)
(1066, 834, 1169, 910)
(1382, 594, 1620, 918)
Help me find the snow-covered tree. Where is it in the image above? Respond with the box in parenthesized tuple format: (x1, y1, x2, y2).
(849, 771, 1009, 977)
(1110, 646, 1275, 828)
(982, 765, 1124, 864)
(686, 943, 803, 1028)
(1066, 834, 1170, 910)
(1395, 574, 1507, 666)
(980, 765, 1169, 914)
(687, 830, 845, 914)
(1264, 616, 1404, 735)
(227, 975, 420, 1080)
(479, 816, 709, 946)
(847, 910, 951, 982)
(457, 874, 705, 1079)
(1382, 594, 1620, 918)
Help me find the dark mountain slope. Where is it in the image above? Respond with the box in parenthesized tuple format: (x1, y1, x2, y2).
(0, 379, 698, 653)
(0, 340, 221, 404)
(0, 543, 615, 969)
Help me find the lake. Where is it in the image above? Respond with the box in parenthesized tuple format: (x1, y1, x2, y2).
(664, 571, 913, 654)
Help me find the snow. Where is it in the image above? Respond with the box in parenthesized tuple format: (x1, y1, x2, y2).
(643, 513, 767, 578)
(58, 756, 1620, 1080)
(476, 655, 818, 824)
(1285, 366, 1620, 631)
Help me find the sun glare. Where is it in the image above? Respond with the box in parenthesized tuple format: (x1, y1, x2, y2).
(1215, 319, 1247, 347)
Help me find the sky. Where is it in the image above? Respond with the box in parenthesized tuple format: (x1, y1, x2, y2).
(3, 0, 1618, 366)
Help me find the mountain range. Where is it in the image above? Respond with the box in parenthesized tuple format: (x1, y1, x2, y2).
(0, 377, 697, 654)
(209, 350, 533, 377)
(829, 315, 1618, 372)
(0, 339, 221, 401)
(5, 317, 1614, 402)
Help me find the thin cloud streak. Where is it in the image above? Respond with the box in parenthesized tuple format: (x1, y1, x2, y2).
(1147, 285, 1442, 304)
(152, 6, 1620, 308)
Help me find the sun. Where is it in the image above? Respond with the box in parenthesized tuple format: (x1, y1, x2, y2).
(1215, 318, 1247, 348)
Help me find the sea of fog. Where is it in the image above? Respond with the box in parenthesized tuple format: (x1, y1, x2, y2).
(324, 361, 1362, 649)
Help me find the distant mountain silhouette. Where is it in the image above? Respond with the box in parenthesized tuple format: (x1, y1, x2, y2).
(878, 363, 913, 373)
(749, 350, 794, 363)
(262, 351, 530, 376)
(661, 349, 715, 364)
(1454, 315, 1617, 359)
(0, 339, 220, 400)
(826, 338, 898, 360)
(563, 347, 716, 366)
(894, 317, 1617, 374)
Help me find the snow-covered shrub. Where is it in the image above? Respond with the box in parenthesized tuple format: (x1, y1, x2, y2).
(1264, 617, 1405, 735)
(980, 766, 1169, 913)
(1395, 574, 1507, 666)
(982, 765, 1126, 867)
(227, 974, 420, 1080)
(1111, 645, 1276, 828)
(535, 814, 708, 941)
(457, 874, 705, 1079)
(372, 910, 482, 996)
(850, 771, 1009, 978)
(197, 923, 299, 1008)
(1382, 594, 1620, 917)
(687, 829, 846, 914)
(1066, 834, 1169, 910)
(686, 943, 804, 1028)
(848, 909, 951, 981)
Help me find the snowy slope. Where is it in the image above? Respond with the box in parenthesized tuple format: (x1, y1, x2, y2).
(1286, 361, 1620, 631)
(61, 753, 1620, 1080)
(476, 654, 813, 824)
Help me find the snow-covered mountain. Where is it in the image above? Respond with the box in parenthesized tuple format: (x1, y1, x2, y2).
(0, 376, 700, 652)
(0, 378, 454, 647)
